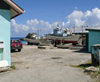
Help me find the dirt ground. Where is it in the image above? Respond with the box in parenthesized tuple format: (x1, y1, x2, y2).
(0, 45, 96, 82)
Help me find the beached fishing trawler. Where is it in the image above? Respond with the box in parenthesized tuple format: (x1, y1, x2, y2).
(24, 33, 50, 46)
(45, 25, 83, 46)
(24, 33, 40, 45)
(24, 25, 84, 46)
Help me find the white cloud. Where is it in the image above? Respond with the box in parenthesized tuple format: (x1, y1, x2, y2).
(27, 19, 39, 25)
(11, 8, 100, 36)
(65, 8, 100, 32)
(11, 19, 29, 33)
(11, 19, 20, 32)
(84, 8, 100, 26)
(21, 25, 29, 31)
(66, 10, 84, 27)
(11, 19, 52, 35)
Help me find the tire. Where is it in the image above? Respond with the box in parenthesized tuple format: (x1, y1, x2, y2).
(72, 43, 77, 46)
(28, 42, 30, 45)
(18, 49, 21, 52)
(11, 49, 14, 52)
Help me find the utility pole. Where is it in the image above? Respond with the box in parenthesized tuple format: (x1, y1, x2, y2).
(37, 29, 39, 36)
(98, 49, 100, 82)
(82, 26, 84, 33)
(73, 24, 75, 33)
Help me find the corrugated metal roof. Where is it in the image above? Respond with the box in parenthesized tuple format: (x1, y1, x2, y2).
(86, 28, 100, 31)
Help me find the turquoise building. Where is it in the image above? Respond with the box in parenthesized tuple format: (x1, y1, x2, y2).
(0, 0, 24, 67)
(86, 29, 100, 52)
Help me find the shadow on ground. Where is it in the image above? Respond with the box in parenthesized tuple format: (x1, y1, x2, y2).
(73, 47, 89, 53)
(78, 63, 92, 68)
(11, 51, 20, 53)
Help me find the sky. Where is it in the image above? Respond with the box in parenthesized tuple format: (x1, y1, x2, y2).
(11, 0, 100, 37)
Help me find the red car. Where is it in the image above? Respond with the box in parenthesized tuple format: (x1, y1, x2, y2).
(11, 40, 23, 52)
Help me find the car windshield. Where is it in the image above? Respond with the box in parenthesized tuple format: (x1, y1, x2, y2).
(11, 40, 20, 43)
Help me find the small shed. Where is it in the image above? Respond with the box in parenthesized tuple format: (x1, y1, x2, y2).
(86, 29, 100, 52)
(0, 0, 24, 67)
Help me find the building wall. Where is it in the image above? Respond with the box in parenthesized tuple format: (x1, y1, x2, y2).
(0, 1, 11, 66)
(88, 30, 100, 52)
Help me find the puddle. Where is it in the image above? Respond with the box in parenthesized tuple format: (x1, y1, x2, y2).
(51, 57, 62, 60)
(12, 61, 24, 64)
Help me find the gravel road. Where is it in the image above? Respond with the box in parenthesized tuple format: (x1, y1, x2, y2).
(0, 45, 95, 82)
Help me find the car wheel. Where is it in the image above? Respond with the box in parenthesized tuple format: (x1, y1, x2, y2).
(18, 49, 21, 52)
(11, 50, 14, 52)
